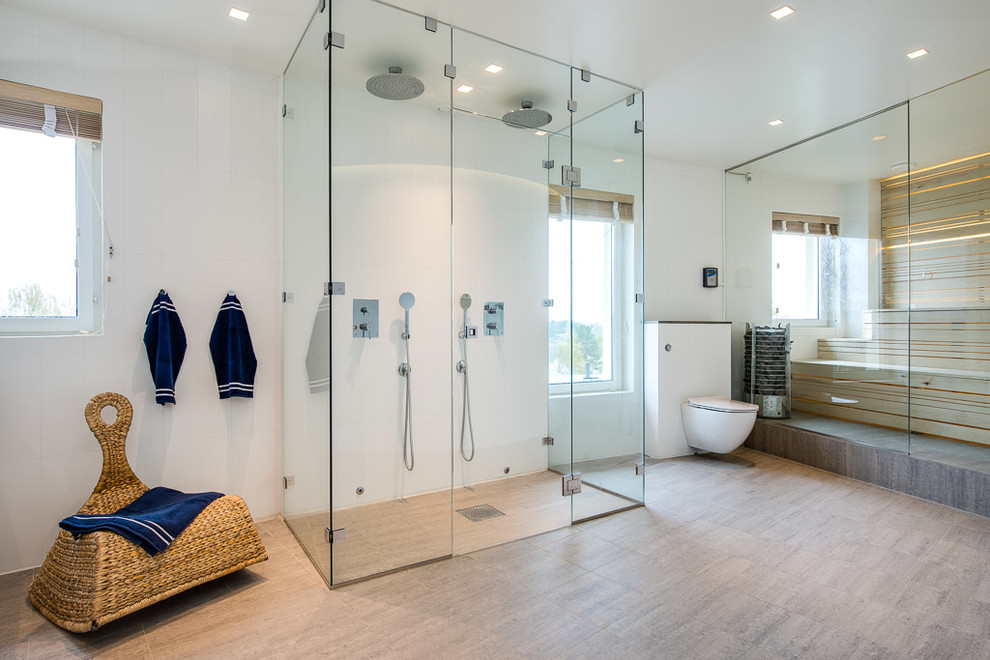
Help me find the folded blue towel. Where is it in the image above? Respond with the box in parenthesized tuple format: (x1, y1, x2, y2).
(59, 487, 223, 555)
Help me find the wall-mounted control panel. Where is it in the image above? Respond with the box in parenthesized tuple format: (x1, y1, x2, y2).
(702, 267, 718, 288)
(484, 302, 504, 336)
(352, 299, 379, 338)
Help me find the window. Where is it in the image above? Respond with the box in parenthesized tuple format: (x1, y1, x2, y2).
(771, 212, 837, 322)
(548, 185, 634, 391)
(0, 79, 104, 335)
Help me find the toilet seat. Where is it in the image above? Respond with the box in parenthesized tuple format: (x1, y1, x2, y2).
(687, 396, 759, 414)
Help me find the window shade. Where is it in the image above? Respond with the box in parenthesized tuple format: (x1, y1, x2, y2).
(0, 79, 102, 142)
(549, 184, 635, 222)
(772, 211, 839, 236)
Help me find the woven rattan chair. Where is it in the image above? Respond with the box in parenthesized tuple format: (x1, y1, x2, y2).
(28, 392, 268, 632)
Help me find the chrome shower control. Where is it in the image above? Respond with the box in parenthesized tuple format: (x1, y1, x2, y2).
(398, 363, 410, 376)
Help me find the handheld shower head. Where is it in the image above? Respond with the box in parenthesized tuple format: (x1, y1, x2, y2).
(399, 291, 415, 339)
(459, 294, 472, 310)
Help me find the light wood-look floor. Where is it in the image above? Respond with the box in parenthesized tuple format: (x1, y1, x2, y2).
(287, 468, 633, 584)
(5, 448, 990, 658)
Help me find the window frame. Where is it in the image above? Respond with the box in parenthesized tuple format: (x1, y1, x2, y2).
(771, 213, 838, 327)
(0, 79, 104, 337)
(548, 215, 629, 396)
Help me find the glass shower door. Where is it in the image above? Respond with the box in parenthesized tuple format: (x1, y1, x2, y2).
(450, 28, 572, 554)
(282, 5, 331, 583)
(567, 69, 645, 521)
(327, 0, 452, 585)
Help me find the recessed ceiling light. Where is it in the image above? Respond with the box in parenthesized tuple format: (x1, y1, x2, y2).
(871, 135, 887, 141)
(484, 64, 503, 74)
(534, 130, 547, 136)
(770, 6, 794, 20)
(768, 119, 785, 126)
(456, 84, 474, 93)
(228, 7, 250, 21)
(613, 158, 625, 163)
(907, 48, 928, 59)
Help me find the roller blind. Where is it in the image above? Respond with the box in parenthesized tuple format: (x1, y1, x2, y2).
(0, 79, 102, 142)
(772, 211, 839, 236)
(549, 184, 635, 222)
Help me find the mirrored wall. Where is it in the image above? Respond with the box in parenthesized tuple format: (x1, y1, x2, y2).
(726, 67, 990, 466)
(284, 0, 644, 586)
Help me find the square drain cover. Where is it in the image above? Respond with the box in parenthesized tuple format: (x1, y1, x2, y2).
(456, 504, 505, 522)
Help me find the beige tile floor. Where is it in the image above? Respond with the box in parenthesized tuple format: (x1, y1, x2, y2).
(5, 447, 990, 658)
(288, 468, 633, 584)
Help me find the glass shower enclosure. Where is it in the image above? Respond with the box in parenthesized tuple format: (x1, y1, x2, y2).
(283, 0, 645, 586)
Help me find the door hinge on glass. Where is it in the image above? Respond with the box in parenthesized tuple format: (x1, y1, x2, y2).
(562, 472, 582, 496)
(635, 462, 646, 476)
(542, 436, 554, 446)
(282, 292, 294, 303)
(325, 527, 346, 544)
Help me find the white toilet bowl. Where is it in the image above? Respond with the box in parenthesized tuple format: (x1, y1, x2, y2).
(681, 396, 759, 453)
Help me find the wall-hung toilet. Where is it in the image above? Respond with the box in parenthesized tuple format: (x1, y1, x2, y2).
(681, 396, 759, 454)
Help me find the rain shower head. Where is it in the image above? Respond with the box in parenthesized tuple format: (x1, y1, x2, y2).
(459, 294, 472, 310)
(366, 66, 425, 101)
(501, 101, 552, 129)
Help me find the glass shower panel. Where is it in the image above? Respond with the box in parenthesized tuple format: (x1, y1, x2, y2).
(569, 70, 645, 521)
(450, 29, 572, 554)
(906, 70, 990, 454)
(724, 104, 910, 454)
(282, 6, 331, 584)
(329, 0, 452, 584)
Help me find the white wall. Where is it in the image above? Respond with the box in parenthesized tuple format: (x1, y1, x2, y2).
(0, 4, 281, 574)
(643, 158, 724, 322)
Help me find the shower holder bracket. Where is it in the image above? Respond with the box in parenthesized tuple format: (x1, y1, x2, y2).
(324, 527, 346, 544)
(562, 472, 583, 496)
(483, 302, 504, 336)
(352, 299, 379, 338)
(463, 326, 478, 339)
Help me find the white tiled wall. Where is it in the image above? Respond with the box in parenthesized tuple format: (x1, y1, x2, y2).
(643, 158, 725, 323)
(0, 3, 281, 574)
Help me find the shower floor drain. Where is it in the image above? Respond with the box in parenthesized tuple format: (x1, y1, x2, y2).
(456, 504, 505, 522)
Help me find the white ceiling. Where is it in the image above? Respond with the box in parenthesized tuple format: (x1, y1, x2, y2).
(7, 0, 990, 170)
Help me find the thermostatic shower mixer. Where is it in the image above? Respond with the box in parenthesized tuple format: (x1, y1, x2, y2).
(483, 302, 504, 336)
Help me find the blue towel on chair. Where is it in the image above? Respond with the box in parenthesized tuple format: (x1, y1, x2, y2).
(59, 487, 223, 555)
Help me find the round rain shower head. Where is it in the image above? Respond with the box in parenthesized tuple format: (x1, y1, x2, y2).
(399, 292, 416, 309)
(501, 101, 552, 129)
(366, 66, 425, 101)
(459, 294, 472, 310)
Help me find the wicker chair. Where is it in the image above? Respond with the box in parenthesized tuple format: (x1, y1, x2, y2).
(29, 392, 268, 632)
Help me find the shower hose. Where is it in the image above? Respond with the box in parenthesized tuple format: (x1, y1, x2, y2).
(459, 342, 476, 463)
(400, 337, 414, 471)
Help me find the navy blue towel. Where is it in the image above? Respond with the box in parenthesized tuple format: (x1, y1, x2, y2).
(209, 293, 257, 399)
(144, 290, 187, 405)
(59, 487, 223, 555)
